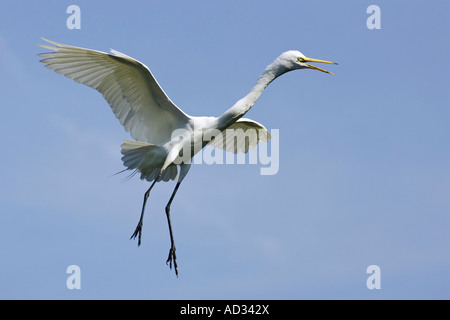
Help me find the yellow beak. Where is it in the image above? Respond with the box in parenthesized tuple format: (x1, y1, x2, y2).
(298, 57, 338, 75)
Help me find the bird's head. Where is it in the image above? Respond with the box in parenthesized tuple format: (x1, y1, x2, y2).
(276, 50, 337, 75)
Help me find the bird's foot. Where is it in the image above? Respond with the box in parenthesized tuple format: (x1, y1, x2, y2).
(166, 246, 178, 276)
(130, 221, 143, 246)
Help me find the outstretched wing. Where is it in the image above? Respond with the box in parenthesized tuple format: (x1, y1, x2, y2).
(38, 38, 190, 145)
(208, 118, 271, 154)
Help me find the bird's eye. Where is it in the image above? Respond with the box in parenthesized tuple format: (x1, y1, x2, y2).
(297, 57, 306, 63)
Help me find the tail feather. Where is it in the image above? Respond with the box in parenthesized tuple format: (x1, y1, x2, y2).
(120, 140, 178, 182)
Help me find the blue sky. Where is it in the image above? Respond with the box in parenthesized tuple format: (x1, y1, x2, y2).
(0, 0, 449, 299)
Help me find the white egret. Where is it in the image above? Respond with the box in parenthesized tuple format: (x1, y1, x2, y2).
(39, 38, 336, 276)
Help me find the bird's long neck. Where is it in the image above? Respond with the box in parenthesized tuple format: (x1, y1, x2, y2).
(217, 60, 288, 130)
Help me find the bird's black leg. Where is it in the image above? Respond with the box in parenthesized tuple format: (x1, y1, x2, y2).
(130, 176, 159, 246)
(165, 181, 181, 276)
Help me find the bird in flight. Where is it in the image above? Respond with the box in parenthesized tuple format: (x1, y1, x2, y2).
(39, 38, 336, 276)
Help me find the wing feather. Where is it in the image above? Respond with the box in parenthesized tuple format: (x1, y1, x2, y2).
(39, 38, 190, 145)
(208, 118, 271, 154)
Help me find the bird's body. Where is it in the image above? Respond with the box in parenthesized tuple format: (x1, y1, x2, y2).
(39, 39, 336, 276)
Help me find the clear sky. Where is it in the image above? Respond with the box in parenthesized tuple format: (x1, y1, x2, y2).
(0, 0, 449, 299)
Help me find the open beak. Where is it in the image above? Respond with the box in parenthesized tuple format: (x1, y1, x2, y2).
(298, 57, 338, 75)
